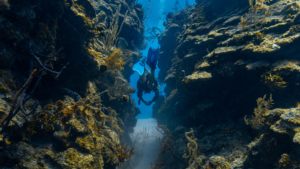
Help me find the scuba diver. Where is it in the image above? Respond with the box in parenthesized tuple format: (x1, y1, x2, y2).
(136, 47, 160, 106)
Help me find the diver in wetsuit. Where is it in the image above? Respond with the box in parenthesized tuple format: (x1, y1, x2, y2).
(137, 47, 160, 106)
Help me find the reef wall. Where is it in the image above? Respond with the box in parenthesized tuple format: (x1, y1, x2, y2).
(0, 0, 144, 168)
(153, 0, 300, 168)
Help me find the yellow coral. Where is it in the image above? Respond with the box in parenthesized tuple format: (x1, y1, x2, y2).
(38, 112, 57, 131)
(184, 78, 189, 83)
(22, 122, 37, 142)
(195, 60, 210, 69)
(208, 156, 230, 169)
(279, 154, 291, 167)
(57, 148, 94, 168)
(186, 71, 212, 81)
(272, 60, 300, 72)
(261, 72, 287, 90)
(5, 140, 11, 145)
(106, 107, 124, 135)
(76, 135, 97, 153)
(255, 32, 264, 39)
(290, 25, 300, 33)
(87, 47, 106, 69)
(71, 1, 94, 28)
(103, 48, 124, 71)
(183, 128, 201, 166)
(240, 16, 247, 30)
(248, 0, 254, 7)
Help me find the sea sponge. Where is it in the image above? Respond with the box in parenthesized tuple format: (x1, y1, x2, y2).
(122, 95, 129, 102)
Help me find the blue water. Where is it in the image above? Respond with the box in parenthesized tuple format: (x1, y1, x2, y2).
(130, 0, 196, 119)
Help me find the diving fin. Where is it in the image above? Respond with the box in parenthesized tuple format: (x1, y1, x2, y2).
(133, 62, 144, 76)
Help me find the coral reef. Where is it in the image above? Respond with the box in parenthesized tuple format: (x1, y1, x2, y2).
(0, 78, 136, 168)
(152, 0, 300, 168)
(0, 0, 143, 168)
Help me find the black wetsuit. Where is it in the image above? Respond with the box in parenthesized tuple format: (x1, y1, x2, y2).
(137, 75, 159, 104)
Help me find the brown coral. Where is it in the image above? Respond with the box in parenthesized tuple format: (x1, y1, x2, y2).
(56, 100, 79, 118)
(151, 125, 175, 169)
(117, 141, 135, 162)
(0, 69, 37, 127)
(244, 94, 273, 129)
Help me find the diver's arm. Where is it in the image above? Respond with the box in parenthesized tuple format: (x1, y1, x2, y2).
(149, 90, 159, 104)
(137, 89, 146, 105)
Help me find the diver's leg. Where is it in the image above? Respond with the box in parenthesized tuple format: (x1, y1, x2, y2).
(146, 47, 159, 89)
(147, 67, 155, 89)
(139, 66, 150, 84)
